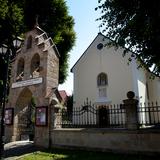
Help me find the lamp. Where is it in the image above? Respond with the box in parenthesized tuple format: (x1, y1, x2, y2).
(0, 38, 21, 159)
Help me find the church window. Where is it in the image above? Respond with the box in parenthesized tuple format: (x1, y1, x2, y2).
(97, 73, 108, 86)
(30, 53, 40, 78)
(27, 36, 32, 49)
(16, 58, 24, 81)
(97, 73, 108, 98)
(99, 88, 107, 98)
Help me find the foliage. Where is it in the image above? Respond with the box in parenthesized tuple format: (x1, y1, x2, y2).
(30, 96, 36, 108)
(28, 96, 36, 132)
(30, 96, 36, 123)
(0, 0, 23, 105)
(23, 0, 76, 83)
(96, 0, 160, 76)
(0, 0, 23, 45)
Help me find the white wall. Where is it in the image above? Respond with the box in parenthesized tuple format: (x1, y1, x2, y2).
(135, 65, 148, 104)
(72, 33, 160, 109)
(147, 75, 160, 103)
(72, 34, 136, 107)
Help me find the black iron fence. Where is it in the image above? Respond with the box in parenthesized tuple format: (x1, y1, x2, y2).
(55, 100, 160, 129)
(56, 104, 126, 128)
(138, 102, 160, 128)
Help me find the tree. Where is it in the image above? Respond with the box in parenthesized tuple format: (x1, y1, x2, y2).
(0, 0, 23, 105)
(96, 0, 160, 76)
(23, 0, 76, 84)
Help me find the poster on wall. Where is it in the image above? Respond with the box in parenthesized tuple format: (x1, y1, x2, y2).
(35, 106, 48, 126)
(5, 108, 14, 125)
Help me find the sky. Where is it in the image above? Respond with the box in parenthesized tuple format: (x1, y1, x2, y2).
(58, 0, 101, 95)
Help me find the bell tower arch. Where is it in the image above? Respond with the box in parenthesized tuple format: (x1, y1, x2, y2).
(14, 88, 33, 140)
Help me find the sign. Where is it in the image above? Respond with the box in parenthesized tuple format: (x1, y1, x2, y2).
(35, 106, 48, 126)
(5, 108, 14, 125)
(12, 77, 43, 88)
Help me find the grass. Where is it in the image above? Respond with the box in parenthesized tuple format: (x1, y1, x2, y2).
(18, 149, 159, 160)
(18, 151, 68, 160)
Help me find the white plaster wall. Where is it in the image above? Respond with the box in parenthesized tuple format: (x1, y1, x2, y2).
(135, 66, 148, 104)
(147, 76, 160, 103)
(72, 34, 135, 107)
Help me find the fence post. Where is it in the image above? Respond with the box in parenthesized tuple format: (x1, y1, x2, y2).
(50, 99, 62, 129)
(123, 91, 139, 130)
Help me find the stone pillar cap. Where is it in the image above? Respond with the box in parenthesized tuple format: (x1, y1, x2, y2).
(127, 91, 135, 99)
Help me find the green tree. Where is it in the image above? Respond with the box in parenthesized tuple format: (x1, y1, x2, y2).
(96, 0, 160, 76)
(23, 0, 76, 84)
(0, 0, 23, 105)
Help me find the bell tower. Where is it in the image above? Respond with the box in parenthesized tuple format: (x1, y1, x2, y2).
(5, 25, 60, 144)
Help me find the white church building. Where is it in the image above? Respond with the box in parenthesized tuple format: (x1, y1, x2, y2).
(71, 33, 160, 108)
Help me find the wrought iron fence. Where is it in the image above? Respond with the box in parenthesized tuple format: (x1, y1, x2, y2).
(138, 102, 160, 128)
(55, 99, 126, 128)
(55, 99, 160, 129)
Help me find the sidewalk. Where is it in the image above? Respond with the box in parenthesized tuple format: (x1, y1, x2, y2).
(4, 140, 39, 160)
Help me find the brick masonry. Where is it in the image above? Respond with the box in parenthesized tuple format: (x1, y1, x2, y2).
(5, 26, 59, 144)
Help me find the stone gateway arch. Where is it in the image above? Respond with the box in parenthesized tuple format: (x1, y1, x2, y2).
(5, 26, 60, 147)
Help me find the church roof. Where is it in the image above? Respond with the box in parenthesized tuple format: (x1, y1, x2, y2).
(58, 90, 68, 102)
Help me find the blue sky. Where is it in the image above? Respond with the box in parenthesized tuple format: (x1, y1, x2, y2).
(58, 0, 101, 94)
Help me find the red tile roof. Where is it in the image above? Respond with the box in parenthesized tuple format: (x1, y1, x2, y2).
(58, 90, 68, 102)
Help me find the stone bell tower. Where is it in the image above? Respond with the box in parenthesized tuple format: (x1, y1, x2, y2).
(5, 25, 60, 145)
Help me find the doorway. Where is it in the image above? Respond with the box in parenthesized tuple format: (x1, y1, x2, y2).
(98, 106, 110, 127)
(14, 88, 35, 141)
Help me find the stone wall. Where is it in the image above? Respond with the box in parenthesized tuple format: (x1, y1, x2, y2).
(33, 91, 160, 154)
(47, 128, 160, 154)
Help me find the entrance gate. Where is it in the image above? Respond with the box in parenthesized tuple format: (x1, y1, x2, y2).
(14, 88, 35, 141)
(98, 107, 110, 127)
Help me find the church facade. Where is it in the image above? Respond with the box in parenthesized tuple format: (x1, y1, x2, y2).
(5, 25, 60, 146)
(71, 33, 160, 108)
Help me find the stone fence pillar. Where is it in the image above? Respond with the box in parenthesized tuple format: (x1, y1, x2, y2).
(123, 91, 139, 130)
(53, 107, 62, 129)
(50, 99, 62, 129)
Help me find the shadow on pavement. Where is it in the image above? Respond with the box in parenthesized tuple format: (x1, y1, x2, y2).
(4, 141, 41, 159)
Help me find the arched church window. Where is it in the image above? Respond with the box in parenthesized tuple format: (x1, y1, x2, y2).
(97, 73, 108, 86)
(27, 36, 32, 49)
(97, 73, 108, 98)
(16, 58, 24, 81)
(30, 53, 40, 78)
